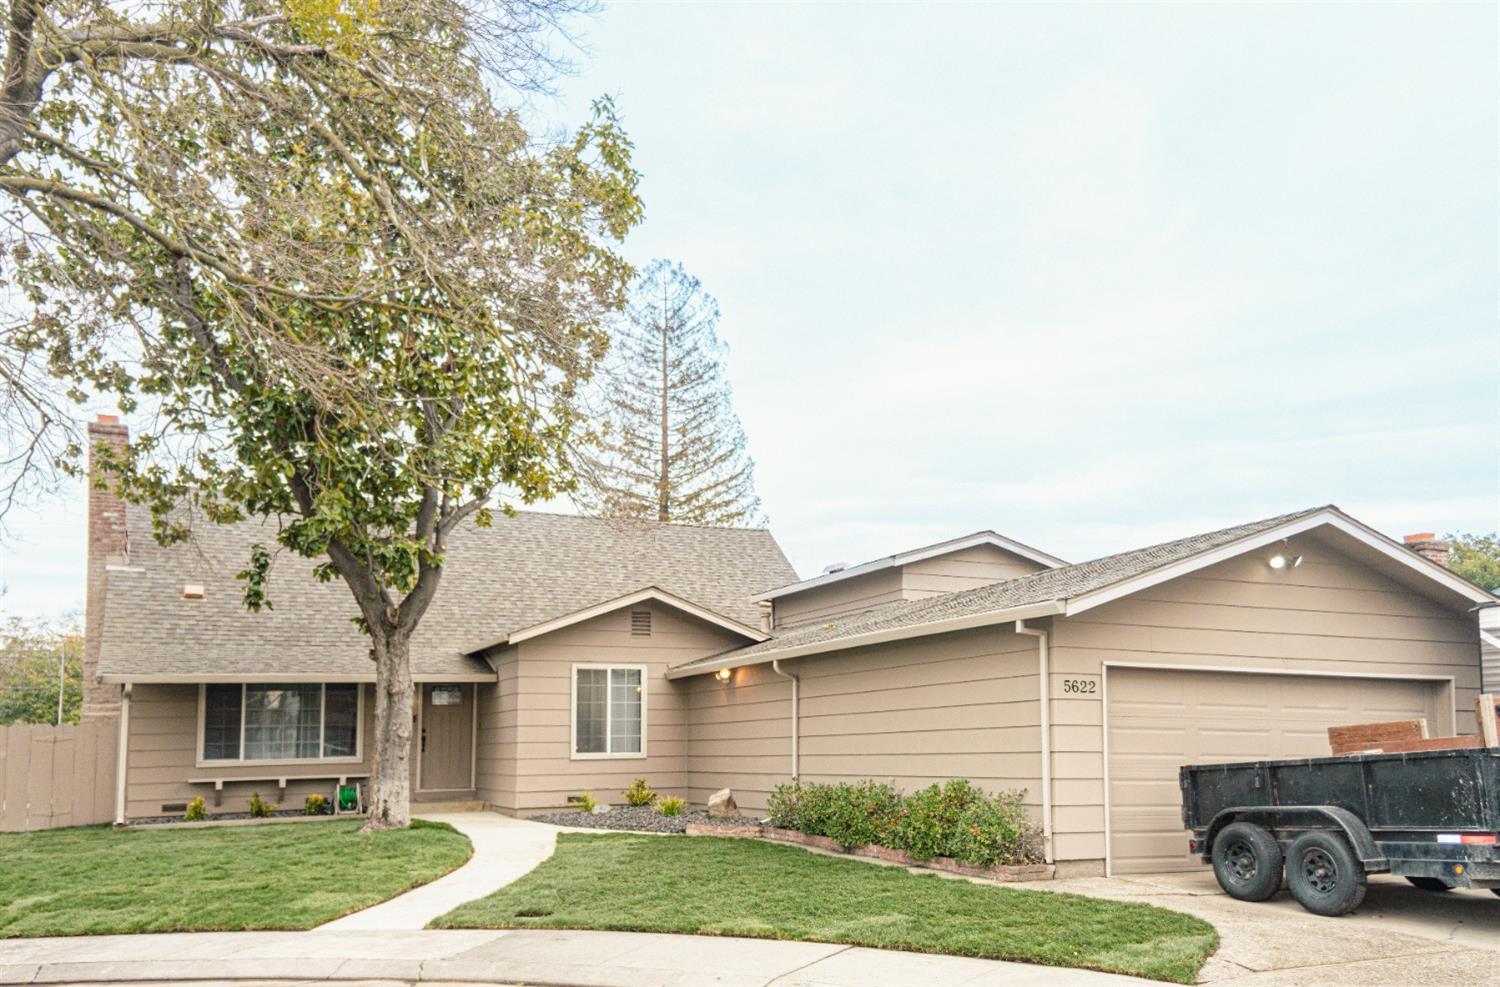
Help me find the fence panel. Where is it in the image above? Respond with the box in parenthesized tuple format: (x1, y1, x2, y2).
(0, 718, 118, 831)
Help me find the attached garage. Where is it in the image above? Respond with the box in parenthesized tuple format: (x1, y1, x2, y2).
(1105, 666, 1451, 874)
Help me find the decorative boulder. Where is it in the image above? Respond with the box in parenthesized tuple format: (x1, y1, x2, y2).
(707, 788, 740, 819)
(591, 803, 612, 815)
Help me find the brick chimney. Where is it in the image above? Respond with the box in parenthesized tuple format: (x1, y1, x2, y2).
(82, 415, 129, 720)
(1403, 532, 1451, 569)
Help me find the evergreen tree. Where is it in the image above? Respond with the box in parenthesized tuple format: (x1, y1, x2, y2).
(577, 261, 763, 526)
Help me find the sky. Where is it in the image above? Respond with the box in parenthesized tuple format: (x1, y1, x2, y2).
(1, 1, 1497, 619)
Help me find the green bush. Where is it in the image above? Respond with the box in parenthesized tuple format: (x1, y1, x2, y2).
(248, 792, 276, 818)
(767, 777, 1041, 867)
(304, 794, 328, 816)
(656, 796, 686, 817)
(767, 780, 802, 829)
(183, 796, 206, 822)
(951, 789, 1043, 866)
(895, 780, 981, 860)
(569, 791, 598, 813)
(622, 778, 657, 807)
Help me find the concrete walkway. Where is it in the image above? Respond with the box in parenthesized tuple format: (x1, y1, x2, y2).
(317, 812, 560, 931)
(0, 928, 1153, 986)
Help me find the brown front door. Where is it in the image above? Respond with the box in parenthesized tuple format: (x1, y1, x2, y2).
(419, 684, 474, 792)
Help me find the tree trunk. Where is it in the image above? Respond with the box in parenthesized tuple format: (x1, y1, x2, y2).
(363, 626, 414, 831)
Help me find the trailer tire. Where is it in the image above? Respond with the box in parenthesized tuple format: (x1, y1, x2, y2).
(1405, 877, 1452, 892)
(1287, 831, 1366, 916)
(1211, 822, 1283, 902)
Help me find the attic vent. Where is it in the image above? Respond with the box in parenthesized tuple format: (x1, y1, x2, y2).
(181, 584, 206, 601)
(630, 610, 652, 637)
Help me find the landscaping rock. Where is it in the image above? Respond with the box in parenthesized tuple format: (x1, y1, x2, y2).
(707, 787, 739, 819)
(530, 806, 753, 834)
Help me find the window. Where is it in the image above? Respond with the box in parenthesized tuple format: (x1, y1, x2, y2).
(572, 666, 644, 758)
(201, 683, 361, 763)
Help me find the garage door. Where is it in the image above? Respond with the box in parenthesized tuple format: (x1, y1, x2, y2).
(1106, 667, 1447, 875)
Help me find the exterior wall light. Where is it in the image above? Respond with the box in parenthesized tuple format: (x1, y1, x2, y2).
(716, 668, 732, 682)
(1268, 553, 1303, 570)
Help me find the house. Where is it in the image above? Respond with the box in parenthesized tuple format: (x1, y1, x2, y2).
(81, 418, 1495, 878)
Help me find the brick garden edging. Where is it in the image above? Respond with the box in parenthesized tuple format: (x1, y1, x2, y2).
(685, 822, 1054, 883)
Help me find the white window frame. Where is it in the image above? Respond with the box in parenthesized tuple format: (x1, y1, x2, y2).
(570, 663, 648, 760)
(196, 683, 365, 768)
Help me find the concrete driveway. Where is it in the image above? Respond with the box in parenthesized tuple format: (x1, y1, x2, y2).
(1046, 870, 1500, 985)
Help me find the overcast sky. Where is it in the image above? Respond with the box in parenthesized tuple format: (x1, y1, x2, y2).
(2, 1, 1496, 620)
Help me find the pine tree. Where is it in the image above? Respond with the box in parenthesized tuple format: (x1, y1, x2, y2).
(577, 260, 764, 526)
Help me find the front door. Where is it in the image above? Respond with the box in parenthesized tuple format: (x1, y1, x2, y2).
(419, 683, 474, 792)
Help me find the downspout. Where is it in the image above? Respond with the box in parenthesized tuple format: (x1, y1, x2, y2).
(1014, 620, 1054, 864)
(770, 659, 799, 779)
(113, 683, 132, 826)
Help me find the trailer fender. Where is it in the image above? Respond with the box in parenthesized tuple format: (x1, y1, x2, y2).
(1204, 806, 1387, 870)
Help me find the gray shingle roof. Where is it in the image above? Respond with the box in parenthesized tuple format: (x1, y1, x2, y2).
(672, 506, 1332, 672)
(100, 507, 797, 680)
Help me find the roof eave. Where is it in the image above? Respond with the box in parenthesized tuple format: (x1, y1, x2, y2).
(749, 531, 1066, 603)
(99, 670, 499, 684)
(665, 599, 1067, 680)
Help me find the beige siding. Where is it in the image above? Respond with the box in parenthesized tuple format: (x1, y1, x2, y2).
(123, 683, 376, 819)
(686, 625, 1045, 814)
(486, 602, 746, 814)
(1049, 533, 1482, 869)
(475, 646, 517, 810)
(773, 570, 903, 628)
(901, 544, 1047, 598)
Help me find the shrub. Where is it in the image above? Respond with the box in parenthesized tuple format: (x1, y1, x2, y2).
(248, 792, 276, 818)
(951, 789, 1043, 866)
(304, 793, 329, 816)
(183, 797, 206, 822)
(767, 779, 901, 849)
(622, 778, 658, 807)
(894, 779, 981, 860)
(767, 780, 802, 829)
(570, 790, 598, 813)
(656, 796, 686, 817)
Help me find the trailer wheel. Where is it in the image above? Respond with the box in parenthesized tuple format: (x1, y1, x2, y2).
(1211, 822, 1283, 902)
(1405, 877, 1452, 892)
(1287, 831, 1366, 916)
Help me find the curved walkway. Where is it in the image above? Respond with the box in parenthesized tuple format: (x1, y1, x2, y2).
(317, 812, 560, 932)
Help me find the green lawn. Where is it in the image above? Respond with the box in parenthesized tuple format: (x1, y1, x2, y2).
(0, 819, 471, 937)
(434, 833, 1218, 983)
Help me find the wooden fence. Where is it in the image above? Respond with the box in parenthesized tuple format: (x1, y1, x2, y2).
(0, 718, 118, 831)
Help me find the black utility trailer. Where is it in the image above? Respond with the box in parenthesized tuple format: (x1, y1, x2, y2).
(1180, 748, 1500, 915)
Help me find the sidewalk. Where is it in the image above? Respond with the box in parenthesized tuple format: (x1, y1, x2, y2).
(0, 928, 1153, 986)
(317, 812, 559, 931)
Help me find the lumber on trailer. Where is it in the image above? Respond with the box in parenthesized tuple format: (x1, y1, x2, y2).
(1478, 694, 1499, 749)
(1328, 719, 1428, 755)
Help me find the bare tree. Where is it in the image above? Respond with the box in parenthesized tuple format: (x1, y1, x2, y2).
(575, 260, 763, 527)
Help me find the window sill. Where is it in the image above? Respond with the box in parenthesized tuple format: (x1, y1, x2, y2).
(195, 755, 365, 770)
(570, 751, 648, 761)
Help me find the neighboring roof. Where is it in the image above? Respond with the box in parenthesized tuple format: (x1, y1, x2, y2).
(751, 530, 1067, 602)
(668, 506, 1498, 678)
(471, 586, 767, 651)
(99, 507, 796, 682)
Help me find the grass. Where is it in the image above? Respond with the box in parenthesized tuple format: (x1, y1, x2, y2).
(0, 818, 471, 938)
(433, 833, 1218, 983)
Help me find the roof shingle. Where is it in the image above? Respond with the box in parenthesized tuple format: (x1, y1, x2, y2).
(100, 507, 796, 680)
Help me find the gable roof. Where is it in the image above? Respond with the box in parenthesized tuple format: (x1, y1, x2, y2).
(471, 586, 768, 651)
(99, 507, 796, 683)
(667, 506, 1497, 678)
(751, 530, 1066, 602)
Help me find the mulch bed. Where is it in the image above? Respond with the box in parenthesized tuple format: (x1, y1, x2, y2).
(528, 806, 754, 834)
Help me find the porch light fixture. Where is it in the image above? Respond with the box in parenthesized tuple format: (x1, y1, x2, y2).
(716, 668, 732, 682)
(1268, 552, 1303, 570)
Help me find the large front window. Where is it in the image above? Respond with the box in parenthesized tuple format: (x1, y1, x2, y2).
(573, 666, 644, 757)
(201, 683, 361, 762)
